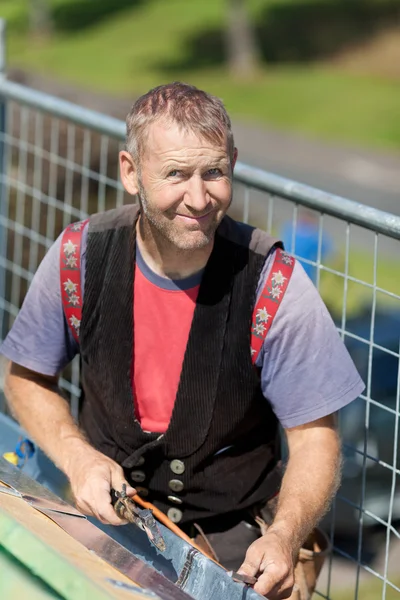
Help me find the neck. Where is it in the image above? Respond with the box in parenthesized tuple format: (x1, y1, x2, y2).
(136, 216, 213, 280)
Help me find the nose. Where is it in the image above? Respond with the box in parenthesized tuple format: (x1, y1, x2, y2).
(184, 175, 210, 213)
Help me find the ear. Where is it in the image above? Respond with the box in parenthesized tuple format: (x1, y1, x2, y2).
(119, 151, 140, 196)
(231, 147, 238, 172)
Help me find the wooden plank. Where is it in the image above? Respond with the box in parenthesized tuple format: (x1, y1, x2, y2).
(0, 492, 159, 600)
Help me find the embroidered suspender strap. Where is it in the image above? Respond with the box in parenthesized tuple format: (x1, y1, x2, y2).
(251, 248, 295, 365)
(59, 219, 89, 343)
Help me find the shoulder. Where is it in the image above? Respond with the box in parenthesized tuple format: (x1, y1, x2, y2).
(89, 204, 140, 232)
(218, 216, 282, 257)
(256, 253, 339, 355)
(255, 252, 328, 363)
(256, 257, 365, 426)
(255, 247, 297, 300)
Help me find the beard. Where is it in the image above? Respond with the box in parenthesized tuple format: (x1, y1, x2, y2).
(137, 177, 231, 251)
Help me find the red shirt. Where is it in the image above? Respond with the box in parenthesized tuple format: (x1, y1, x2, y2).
(132, 264, 200, 433)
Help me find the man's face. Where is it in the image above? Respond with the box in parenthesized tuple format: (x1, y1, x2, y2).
(135, 120, 235, 250)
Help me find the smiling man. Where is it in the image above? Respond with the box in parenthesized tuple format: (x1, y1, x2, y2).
(1, 83, 364, 599)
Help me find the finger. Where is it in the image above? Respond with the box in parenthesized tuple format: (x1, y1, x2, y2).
(93, 486, 128, 525)
(253, 569, 293, 600)
(125, 484, 136, 497)
(253, 572, 280, 599)
(75, 496, 125, 527)
(98, 508, 129, 526)
(237, 550, 262, 578)
(110, 470, 136, 497)
(97, 501, 128, 526)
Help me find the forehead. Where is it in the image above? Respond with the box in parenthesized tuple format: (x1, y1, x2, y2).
(142, 119, 229, 163)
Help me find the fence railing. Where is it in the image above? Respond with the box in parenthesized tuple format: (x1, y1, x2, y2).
(0, 39, 399, 600)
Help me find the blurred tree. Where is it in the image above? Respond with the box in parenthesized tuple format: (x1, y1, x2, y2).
(29, 0, 53, 38)
(225, 0, 260, 79)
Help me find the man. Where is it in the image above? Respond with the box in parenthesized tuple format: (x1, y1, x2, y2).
(1, 83, 364, 599)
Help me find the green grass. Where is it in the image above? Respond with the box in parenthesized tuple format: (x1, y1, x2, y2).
(329, 578, 400, 600)
(193, 69, 400, 151)
(2, 0, 400, 151)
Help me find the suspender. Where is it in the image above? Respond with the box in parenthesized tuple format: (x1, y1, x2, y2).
(250, 248, 295, 364)
(60, 223, 295, 358)
(60, 219, 88, 343)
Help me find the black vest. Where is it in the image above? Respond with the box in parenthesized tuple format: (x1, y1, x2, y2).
(79, 205, 283, 523)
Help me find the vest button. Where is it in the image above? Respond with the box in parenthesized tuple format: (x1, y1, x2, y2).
(170, 459, 185, 475)
(136, 487, 149, 498)
(136, 456, 145, 466)
(131, 470, 146, 483)
(168, 479, 184, 493)
(167, 495, 183, 505)
(167, 507, 183, 523)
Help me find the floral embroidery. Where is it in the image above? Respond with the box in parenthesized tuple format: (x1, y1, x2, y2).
(262, 262, 290, 304)
(278, 251, 294, 266)
(61, 229, 81, 272)
(71, 222, 85, 232)
(63, 240, 77, 256)
(256, 307, 271, 323)
(251, 307, 271, 341)
(252, 322, 266, 338)
(65, 255, 78, 268)
(271, 270, 286, 286)
(68, 294, 80, 307)
(270, 286, 282, 300)
(63, 278, 81, 309)
(63, 279, 77, 294)
(69, 315, 81, 334)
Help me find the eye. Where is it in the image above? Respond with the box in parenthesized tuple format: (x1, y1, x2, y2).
(206, 168, 222, 177)
(167, 170, 179, 177)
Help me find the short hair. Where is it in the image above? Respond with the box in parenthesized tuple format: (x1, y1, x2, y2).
(125, 82, 235, 163)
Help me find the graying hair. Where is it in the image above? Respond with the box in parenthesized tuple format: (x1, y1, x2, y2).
(125, 82, 235, 163)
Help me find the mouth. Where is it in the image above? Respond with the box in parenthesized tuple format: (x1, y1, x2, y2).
(175, 211, 214, 223)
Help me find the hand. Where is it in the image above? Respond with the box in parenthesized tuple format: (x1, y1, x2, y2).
(237, 528, 296, 599)
(66, 447, 136, 525)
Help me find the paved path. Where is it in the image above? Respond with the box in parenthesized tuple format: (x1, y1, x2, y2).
(233, 120, 400, 216)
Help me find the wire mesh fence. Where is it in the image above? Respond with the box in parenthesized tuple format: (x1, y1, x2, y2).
(0, 78, 399, 600)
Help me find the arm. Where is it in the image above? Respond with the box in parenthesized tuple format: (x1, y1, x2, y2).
(238, 414, 341, 599)
(4, 361, 135, 525)
(269, 414, 341, 552)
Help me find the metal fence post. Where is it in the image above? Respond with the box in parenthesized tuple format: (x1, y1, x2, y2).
(0, 18, 7, 416)
(0, 18, 7, 347)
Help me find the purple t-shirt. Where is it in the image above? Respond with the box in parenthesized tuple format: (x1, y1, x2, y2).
(0, 222, 364, 429)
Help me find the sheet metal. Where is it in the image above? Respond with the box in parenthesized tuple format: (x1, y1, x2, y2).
(0, 457, 83, 516)
(37, 508, 193, 600)
(0, 458, 193, 600)
(105, 579, 162, 598)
